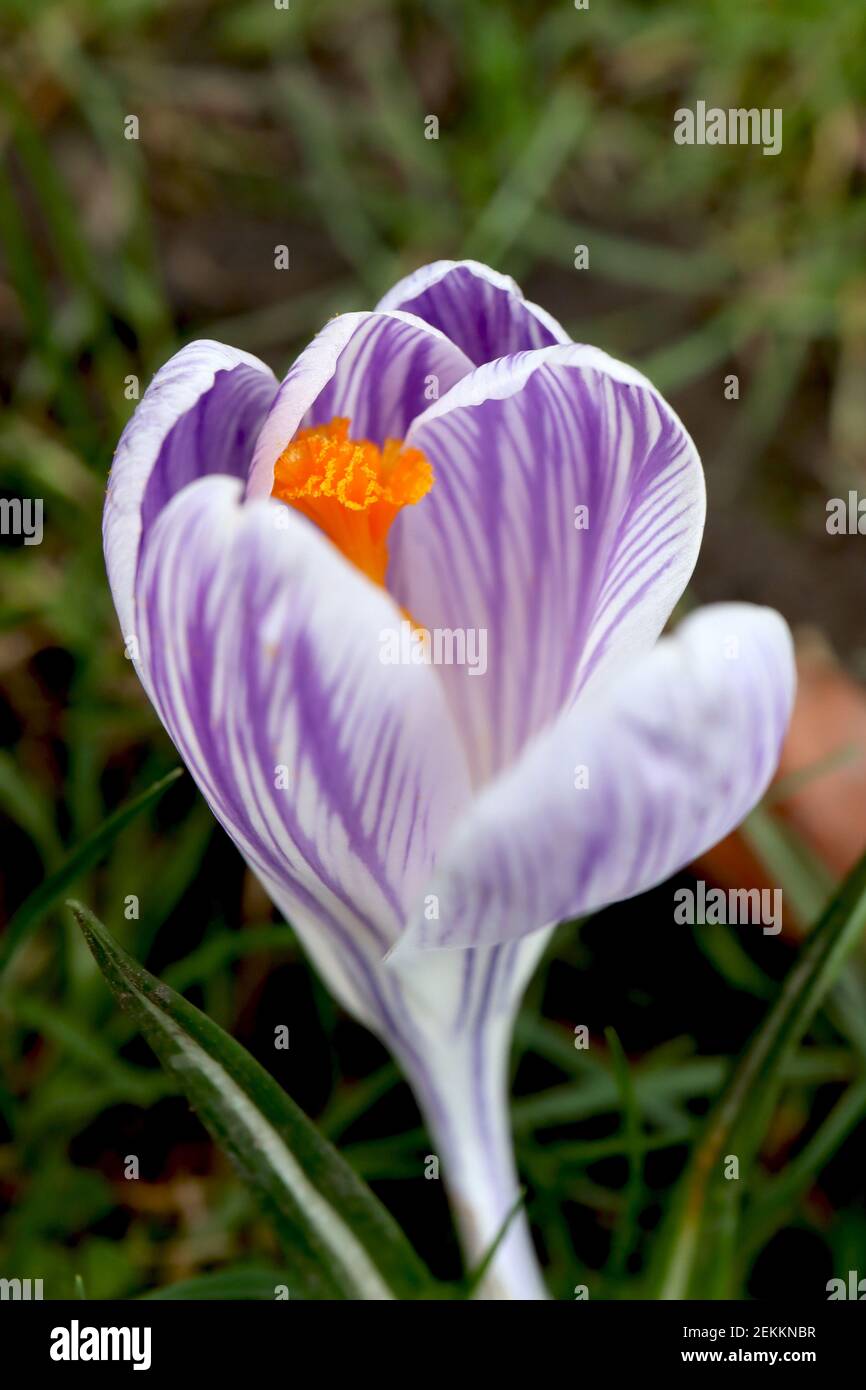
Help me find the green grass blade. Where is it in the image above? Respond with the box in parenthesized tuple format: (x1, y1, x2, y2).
(743, 1078, 866, 1257)
(68, 901, 434, 1302)
(651, 848, 866, 1300)
(604, 1027, 644, 1278)
(461, 1192, 526, 1299)
(0, 769, 183, 976)
(742, 803, 833, 924)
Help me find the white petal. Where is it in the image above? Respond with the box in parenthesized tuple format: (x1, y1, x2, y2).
(377, 259, 571, 364)
(399, 604, 796, 950)
(246, 311, 472, 498)
(389, 345, 706, 784)
(136, 476, 471, 1012)
(104, 339, 277, 638)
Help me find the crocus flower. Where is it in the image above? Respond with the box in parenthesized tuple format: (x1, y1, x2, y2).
(104, 259, 795, 1299)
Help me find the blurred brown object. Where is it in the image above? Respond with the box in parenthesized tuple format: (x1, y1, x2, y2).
(775, 630, 866, 875)
(695, 630, 866, 931)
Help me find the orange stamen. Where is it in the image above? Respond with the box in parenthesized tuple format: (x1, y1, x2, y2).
(271, 417, 433, 586)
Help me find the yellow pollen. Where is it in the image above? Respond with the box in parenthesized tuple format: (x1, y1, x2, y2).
(271, 417, 433, 586)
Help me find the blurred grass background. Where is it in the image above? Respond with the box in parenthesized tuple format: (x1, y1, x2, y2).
(1, 0, 865, 1299)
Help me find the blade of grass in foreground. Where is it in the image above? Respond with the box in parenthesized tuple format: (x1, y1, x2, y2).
(69, 901, 435, 1302)
(650, 847, 866, 1300)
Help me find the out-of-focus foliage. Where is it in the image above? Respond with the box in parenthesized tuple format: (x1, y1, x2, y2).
(1, 0, 865, 1299)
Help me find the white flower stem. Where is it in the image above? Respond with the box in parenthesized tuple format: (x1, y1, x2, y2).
(289, 894, 552, 1298)
(399, 1021, 548, 1301)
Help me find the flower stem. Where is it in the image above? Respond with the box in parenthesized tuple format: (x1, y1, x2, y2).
(399, 1019, 548, 1301)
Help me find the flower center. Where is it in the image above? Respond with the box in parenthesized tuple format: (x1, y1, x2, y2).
(271, 417, 433, 586)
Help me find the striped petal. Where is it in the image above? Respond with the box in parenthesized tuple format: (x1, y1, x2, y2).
(246, 311, 472, 499)
(104, 340, 278, 639)
(388, 346, 705, 785)
(400, 604, 796, 952)
(377, 259, 570, 366)
(136, 474, 471, 1020)
(135, 477, 547, 1293)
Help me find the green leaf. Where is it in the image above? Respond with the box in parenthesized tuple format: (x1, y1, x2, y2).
(741, 803, 833, 925)
(511, 1048, 855, 1135)
(650, 847, 866, 1300)
(604, 1027, 644, 1278)
(0, 769, 183, 976)
(743, 807, 866, 1064)
(68, 901, 434, 1302)
(743, 1077, 866, 1258)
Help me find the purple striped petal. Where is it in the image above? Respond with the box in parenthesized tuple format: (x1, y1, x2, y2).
(104, 340, 277, 638)
(246, 311, 472, 499)
(377, 260, 571, 366)
(388, 346, 705, 785)
(136, 477, 549, 1293)
(399, 604, 795, 952)
(136, 474, 471, 1015)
